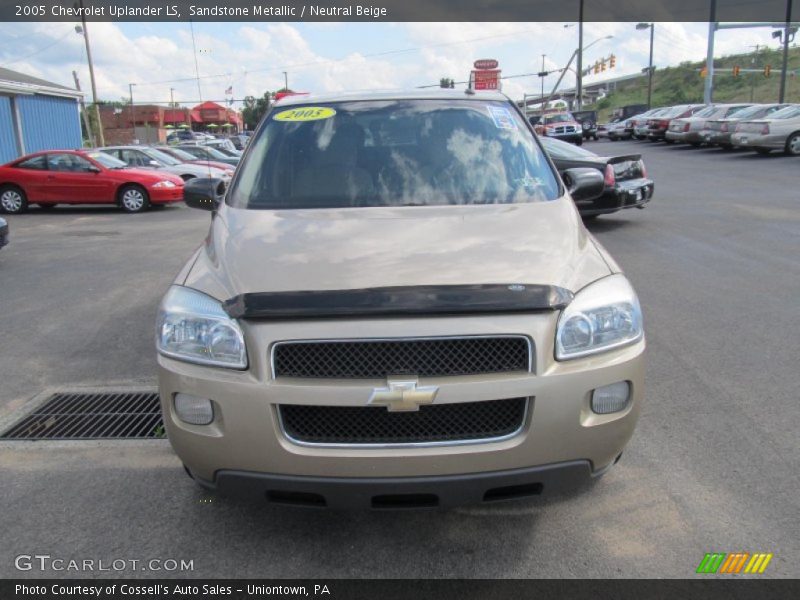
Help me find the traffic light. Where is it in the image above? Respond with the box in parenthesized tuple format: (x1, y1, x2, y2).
(594, 61, 600, 75)
(609, 54, 616, 69)
(764, 65, 772, 77)
(732, 65, 740, 76)
(600, 59, 607, 72)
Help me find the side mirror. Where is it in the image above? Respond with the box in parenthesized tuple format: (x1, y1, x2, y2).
(86, 165, 101, 173)
(184, 177, 225, 211)
(148, 160, 161, 168)
(562, 167, 605, 203)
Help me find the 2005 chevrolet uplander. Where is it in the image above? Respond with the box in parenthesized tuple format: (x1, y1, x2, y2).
(157, 90, 645, 509)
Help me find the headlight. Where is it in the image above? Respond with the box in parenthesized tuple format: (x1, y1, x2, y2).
(576, 125, 583, 132)
(555, 274, 643, 360)
(156, 285, 247, 369)
(152, 180, 177, 188)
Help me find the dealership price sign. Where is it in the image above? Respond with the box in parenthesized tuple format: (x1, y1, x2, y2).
(471, 59, 501, 91)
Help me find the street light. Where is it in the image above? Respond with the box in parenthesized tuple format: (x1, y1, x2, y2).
(636, 22, 655, 109)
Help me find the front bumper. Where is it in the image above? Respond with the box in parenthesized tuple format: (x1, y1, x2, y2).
(646, 128, 668, 140)
(150, 187, 185, 204)
(158, 313, 645, 506)
(200, 460, 597, 509)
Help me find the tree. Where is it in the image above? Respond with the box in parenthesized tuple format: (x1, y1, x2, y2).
(242, 92, 273, 129)
(439, 77, 455, 89)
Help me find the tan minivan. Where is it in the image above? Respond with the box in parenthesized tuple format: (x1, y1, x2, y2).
(157, 90, 645, 509)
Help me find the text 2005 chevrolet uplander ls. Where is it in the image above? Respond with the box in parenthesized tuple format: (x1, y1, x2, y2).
(157, 90, 645, 509)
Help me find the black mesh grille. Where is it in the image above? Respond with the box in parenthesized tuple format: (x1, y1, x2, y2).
(279, 398, 527, 445)
(272, 337, 530, 379)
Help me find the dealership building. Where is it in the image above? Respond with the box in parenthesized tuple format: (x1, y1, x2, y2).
(0, 67, 83, 164)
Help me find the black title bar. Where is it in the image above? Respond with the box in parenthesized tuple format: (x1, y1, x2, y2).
(2, 0, 795, 23)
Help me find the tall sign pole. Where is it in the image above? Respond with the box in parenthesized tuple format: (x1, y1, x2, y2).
(704, 0, 717, 104)
(576, 0, 584, 110)
(779, 0, 794, 102)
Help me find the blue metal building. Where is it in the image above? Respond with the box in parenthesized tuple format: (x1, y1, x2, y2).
(0, 67, 83, 164)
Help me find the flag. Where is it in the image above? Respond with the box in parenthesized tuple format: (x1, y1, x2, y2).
(225, 86, 233, 95)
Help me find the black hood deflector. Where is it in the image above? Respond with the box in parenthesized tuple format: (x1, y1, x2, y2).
(223, 284, 573, 320)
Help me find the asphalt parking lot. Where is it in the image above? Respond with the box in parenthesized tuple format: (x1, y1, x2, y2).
(0, 140, 798, 579)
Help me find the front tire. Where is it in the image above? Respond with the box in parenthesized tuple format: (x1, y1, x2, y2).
(0, 185, 28, 214)
(118, 185, 150, 213)
(785, 132, 800, 156)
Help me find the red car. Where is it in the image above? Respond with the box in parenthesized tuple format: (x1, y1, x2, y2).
(0, 150, 184, 214)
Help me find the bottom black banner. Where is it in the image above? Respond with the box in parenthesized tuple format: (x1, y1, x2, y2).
(2, 579, 799, 600)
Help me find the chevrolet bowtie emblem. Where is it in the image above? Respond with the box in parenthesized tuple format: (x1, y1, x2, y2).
(368, 378, 439, 412)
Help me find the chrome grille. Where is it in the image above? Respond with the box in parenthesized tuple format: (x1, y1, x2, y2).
(279, 398, 528, 446)
(272, 336, 531, 379)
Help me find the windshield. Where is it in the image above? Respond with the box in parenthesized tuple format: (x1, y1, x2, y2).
(768, 105, 800, 119)
(193, 145, 230, 159)
(544, 113, 574, 124)
(86, 152, 126, 169)
(695, 105, 719, 118)
(728, 104, 773, 120)
(164, 147, 197, 161)
(142, 148, 181, 166)
(228, 99, 560, 210)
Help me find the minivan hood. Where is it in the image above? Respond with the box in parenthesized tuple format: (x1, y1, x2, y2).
(183, 197, 613, 303)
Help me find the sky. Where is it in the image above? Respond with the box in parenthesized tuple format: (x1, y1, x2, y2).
(0, 21, 790, 107)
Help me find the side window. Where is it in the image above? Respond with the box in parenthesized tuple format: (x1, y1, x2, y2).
(47, 153, 93, 172)
(15, 155, 47, 170)
(119, 150, 147, 167)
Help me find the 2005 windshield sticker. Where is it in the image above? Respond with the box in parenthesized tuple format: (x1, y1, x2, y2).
(487, 106, 516, 130)
(273, 107, 337, 122)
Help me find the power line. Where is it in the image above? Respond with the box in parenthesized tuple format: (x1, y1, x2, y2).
(131, 28, 541, 87)
(0, 26, 75, 67)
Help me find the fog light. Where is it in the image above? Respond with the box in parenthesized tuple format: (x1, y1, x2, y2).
(174, 393, 214, 425)
(591, 382, 630, 414)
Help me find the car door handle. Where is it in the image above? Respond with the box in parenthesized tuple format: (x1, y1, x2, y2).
(47, 175, 57, 180)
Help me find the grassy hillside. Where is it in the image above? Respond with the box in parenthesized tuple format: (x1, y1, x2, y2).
(595, 46, 800, 120)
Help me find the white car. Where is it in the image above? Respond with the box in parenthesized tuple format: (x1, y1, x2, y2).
(99, 146, 231, 181)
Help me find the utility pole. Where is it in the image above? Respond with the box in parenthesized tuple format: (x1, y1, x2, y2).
(704, 0, 718, 104)
(72, 71, 93, 146)
(170, 87, 175, 107)
(576, 0, 584, 110)
(749, 44, 761, 102)
(779, 0, 794, 103)
(541, 54, 546, 102)
(76, 0, 104, 146)
(283, 71, 289, 91)
(129, 83, 136, 142)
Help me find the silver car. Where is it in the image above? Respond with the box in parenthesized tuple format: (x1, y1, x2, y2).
(99, 146, 231, 181)
(730, 105, 800, 155)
